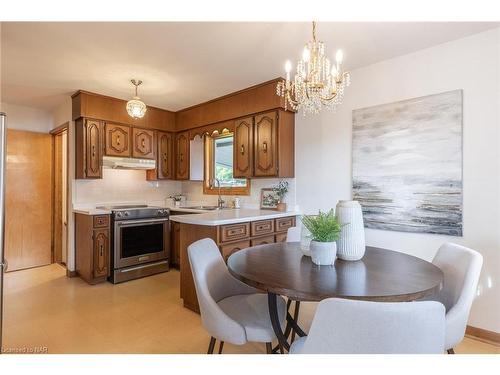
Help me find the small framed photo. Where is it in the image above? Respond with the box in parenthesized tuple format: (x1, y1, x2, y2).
(260, 188, 279, 209)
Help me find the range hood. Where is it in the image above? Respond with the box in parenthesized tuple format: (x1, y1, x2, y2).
(102, 156, 156, 170)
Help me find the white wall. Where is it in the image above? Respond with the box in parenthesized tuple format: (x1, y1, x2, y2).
(296, 28, 500, 333)
(0, 102, 53, 132)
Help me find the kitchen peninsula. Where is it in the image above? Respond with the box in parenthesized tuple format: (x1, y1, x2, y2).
(171, 209, 299, 312)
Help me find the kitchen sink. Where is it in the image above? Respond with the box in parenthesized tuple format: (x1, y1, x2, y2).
(182, 205, 222, 211)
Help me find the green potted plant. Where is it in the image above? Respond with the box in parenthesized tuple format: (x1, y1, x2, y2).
(273, 180, 289, 212)
(301, 209, 342, 265)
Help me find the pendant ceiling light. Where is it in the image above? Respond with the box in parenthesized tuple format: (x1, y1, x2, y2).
(277, 22, 350, 115)
(126, 79, 147, 119)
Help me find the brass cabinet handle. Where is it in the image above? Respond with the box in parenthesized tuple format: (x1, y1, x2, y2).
(100, 244, 104, 257)
(117, 136, 120, 146)
(91, 145, 96, 158)
(262, 141, 268, 153)
(141, 139, 146, 148)
(163, 153, 167, 162)
(240, 145, 245, 155)
(180, 153, 184, 162)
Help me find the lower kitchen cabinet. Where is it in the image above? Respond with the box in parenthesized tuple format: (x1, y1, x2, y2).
(75, 213, 110, 284)
(220, 240, 251, 262)
(178, 215, 297, 313)
(170, 221, 181, 268)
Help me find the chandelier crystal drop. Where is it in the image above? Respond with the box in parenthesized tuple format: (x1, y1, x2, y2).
(277, 22, 351, 115)
(126, 79, 147, 119)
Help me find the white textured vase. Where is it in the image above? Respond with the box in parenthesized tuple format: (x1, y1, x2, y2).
(335, 200, 366, 261)
(310, 241, 337, 266)
(300, 224, 312, 257)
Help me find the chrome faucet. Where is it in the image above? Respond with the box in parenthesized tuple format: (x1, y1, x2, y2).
(214, 178, 224, 209)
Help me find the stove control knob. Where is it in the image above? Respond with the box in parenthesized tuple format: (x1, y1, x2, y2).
(124, 211, 130, 217)
(115, 212, 123, 218)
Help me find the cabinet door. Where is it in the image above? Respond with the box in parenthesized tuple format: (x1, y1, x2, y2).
(233, 117, 253, 178)
(220, 240, 251, 262)
(158, 131, 174, 179)
(85, 119, 102, 178)
(132, 128, 156, 159)
(250, 235, 275, 247)
(93, 229, 109, 278)
(254, 111, 278, 177)
(171, 221, 181, 266)
(275, 233, 287, 243)
(104, 123, 131, 157)
(175, 131, 190, 180)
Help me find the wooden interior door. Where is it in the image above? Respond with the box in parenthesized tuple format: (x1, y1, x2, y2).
(104, 123, 131, 157)
(132, 128, 155, 159)
(233, 117, 253, 178)
(175, 131, 190, 180)
(5, 130, 52, 271)
(254, 111, 277, 177)
(53, 132, 63, 264)
(158, 131, 174, 179)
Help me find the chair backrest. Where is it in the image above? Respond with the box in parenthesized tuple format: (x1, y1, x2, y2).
(431, 242, 483, 348)
(187, 238, 247, 344)
(286, 226, 301, 242)
(298, 298, 445, 354)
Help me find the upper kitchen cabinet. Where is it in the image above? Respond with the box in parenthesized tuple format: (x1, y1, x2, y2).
(132, 128, 156, 159)
(175, 130, 190, 180)
(75, 118, 103, 179)
(157, 131, 175, 179)
(233, 116, 254, 178)
(104, 123, 131, 157)
(254, 111, 277, 177)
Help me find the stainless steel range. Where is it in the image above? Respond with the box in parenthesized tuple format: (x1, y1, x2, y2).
(97, 205, 170, 283)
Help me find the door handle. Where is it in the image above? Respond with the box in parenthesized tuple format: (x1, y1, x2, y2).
(1, 259, 8, 272)
(240, 145, 245, 155)
(262, 141, 268, 153)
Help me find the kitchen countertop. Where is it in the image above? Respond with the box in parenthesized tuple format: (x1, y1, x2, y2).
(169, 209, 300, 226)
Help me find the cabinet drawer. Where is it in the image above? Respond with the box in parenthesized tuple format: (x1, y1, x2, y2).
(93, 215, 109, 228)
(250, 235, 275, 247)
(275, 216, 296, 232)
(220, 223, 250, 243)
(275, 233, 287, 243)
(251, 219, 274, 236)
(220, 240, 251, 262)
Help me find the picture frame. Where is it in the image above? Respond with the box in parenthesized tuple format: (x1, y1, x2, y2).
(260, 188, 279, 209)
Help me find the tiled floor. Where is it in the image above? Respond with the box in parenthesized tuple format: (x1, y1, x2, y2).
(2, 264, 499, 354)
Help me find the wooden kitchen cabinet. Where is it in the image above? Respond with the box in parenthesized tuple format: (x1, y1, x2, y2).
(75, 118, 103, 179)
(75, 213, 110, 284)
(179, 215, 297, 313)
(170, 221, 181, 267)
(146, 131, 175, 181)
(104, 123, 131, 157)
(233, 116, 254, 178)
(254, 111, 277, 177)
(175, 130, 190, 180)
(132, 127, 156, 159)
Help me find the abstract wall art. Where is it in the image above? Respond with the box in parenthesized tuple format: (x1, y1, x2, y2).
(352, 90, 463, 236)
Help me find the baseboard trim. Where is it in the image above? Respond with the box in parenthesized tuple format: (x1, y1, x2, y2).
(66, 269, 77, 278)
(466, 325, 500, 346)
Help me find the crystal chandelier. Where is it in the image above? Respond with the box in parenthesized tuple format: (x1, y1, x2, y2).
(277, 22, 350, 115)
(126, 79, 147, 119)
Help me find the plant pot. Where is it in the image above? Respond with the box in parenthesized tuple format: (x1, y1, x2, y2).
(276, 202, 287, 212)
(335, 200, 366, 261)
(310, 241, 337, 266)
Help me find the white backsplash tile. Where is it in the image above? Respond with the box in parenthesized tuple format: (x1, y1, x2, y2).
(180, 178, 296, 209)
(74, 168, 182, 205)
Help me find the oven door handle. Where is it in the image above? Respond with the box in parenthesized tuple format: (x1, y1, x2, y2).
(116, 218, 169, 226)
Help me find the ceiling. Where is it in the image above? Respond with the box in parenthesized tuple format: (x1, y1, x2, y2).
(1, 22, 498, 112)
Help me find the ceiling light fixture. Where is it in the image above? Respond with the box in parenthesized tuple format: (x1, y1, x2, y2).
(126, 79, 147, 119)
(277, 22, 351, 115)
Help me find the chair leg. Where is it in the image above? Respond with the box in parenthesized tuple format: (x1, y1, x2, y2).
(447, 348, 455, 354)
(207, 337, 216, 354)
(218, 341, 224, 354)
(266, 342, 273, 354)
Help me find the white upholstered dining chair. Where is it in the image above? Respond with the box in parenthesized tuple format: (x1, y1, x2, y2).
(286, 226, 301, 242)
(425, 242, 483, 354)
(289, 298, 446, 354)
(188, 238, 287, 354)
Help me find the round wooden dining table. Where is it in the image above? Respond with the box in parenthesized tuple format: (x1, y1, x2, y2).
(227, 242, 444, 353)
